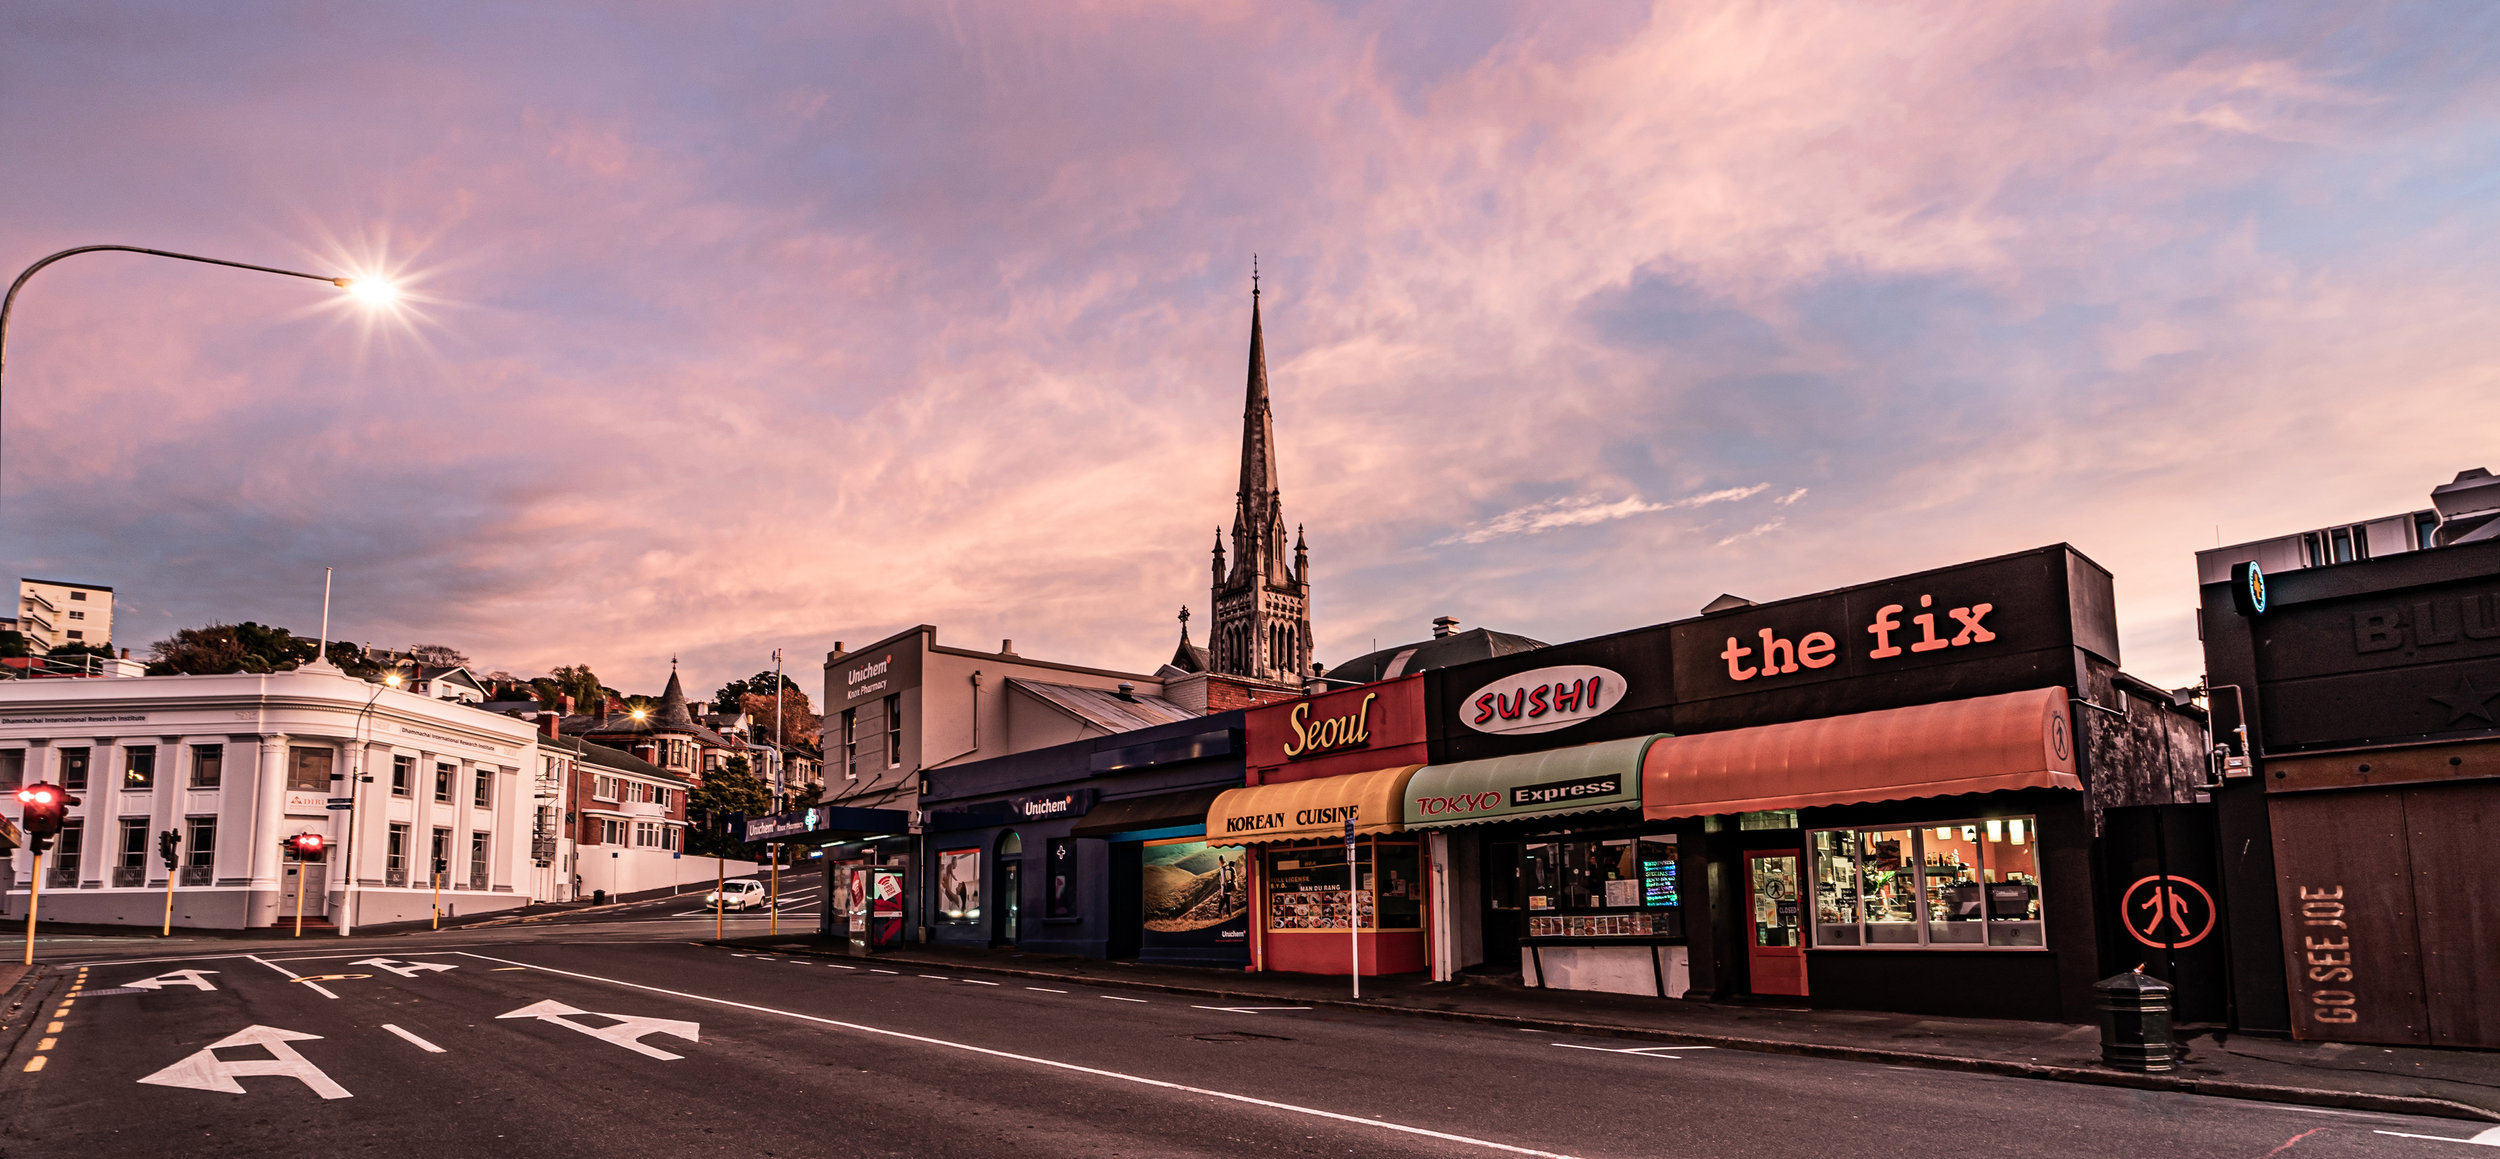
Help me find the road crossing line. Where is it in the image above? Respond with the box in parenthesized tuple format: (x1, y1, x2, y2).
(447, 951, 1585, 1159)
(247, 955, 339, 999)
(382, 1024, 447, 1053)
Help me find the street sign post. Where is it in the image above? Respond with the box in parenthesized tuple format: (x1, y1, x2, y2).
(1345, 816, 1359, 1000)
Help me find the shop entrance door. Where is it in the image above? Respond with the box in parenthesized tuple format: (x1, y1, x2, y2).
(1745, 851, 1806, 997)
(279, 862, 329, 921)
(995, 860, 1021, 944)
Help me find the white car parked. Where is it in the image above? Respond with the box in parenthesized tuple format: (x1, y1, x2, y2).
(703, 879, 767, 911)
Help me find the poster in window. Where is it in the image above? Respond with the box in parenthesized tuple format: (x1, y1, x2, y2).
(937, 848, 981, 920)
(1045, 837, 1077, 918)
(1139, 837, 1247, 949)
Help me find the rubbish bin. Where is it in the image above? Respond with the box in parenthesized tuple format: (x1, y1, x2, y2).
(2093, 970, 2175, 1072)
(592, 889, 608, 906)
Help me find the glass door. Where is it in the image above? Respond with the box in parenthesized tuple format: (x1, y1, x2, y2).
(1745, 851, 1806, 996)
(996, 860, 1021, 944)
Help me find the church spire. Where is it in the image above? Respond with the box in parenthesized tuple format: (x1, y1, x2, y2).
(1238, 275, 1280, 505)
(1204, 264, 1311, 685)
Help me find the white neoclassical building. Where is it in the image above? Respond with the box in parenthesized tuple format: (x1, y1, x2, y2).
(0, 667, 543, 930)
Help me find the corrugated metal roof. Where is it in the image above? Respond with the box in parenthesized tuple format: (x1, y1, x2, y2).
(1008, 678, 1199, 733)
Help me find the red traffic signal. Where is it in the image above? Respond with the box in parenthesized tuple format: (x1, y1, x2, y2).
(282, 832, 328, 862)
(15, 782, 75, 834)
(14, 782, 76, 854)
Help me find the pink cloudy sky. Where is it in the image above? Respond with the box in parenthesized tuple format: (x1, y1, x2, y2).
(3, 2, 2494, 698)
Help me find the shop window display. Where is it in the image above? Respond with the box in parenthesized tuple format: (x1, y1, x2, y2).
(1265, 841, 1422, 932)
(1810, 817, 2043, 949)
(1518, 835, 1681, 939)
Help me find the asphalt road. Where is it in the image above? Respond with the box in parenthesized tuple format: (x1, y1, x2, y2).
(4, 909, 2494, 1158)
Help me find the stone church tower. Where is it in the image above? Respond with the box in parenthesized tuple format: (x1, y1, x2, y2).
(1205, 276, 1313, 684)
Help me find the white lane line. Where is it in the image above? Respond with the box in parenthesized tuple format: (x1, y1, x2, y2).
(1193, 1005, 1312, 1014)
(1551, 1043, 1713, 1059)
(1027, 987, 1068, 994)
(870, 969, 899, 975)
(1099, 995, 1149, 1004)
(382, 1024, 447, 1053)
(448, 952, 1582, 1159)
(827, 964, 857, 970)
(2374, 1126, 2500, 1146)
(248, 955, 339, 1000)
(919, 974, 953, 980)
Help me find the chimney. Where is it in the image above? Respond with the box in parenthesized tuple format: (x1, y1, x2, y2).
(1431, 616, 1459, 639)
(1000, 639, 1017, 657)
(1114, 681, 1137, 702)
(540, 713, 561, 741)
(559, 692, 575, 714)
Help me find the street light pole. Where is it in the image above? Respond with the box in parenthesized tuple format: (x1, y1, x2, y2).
(1, 244, 386, 512)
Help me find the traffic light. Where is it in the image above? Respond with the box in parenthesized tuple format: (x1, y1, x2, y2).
(15, 783, 76, 854)
(281, 832, 327, 862)
(159, 829, 181, 869)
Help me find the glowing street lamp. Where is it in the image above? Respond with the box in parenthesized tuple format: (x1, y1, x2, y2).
(0, 244, 395, 513)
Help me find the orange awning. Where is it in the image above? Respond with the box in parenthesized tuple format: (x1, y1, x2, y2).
(1642, 687, 2080, 820)
(1206, 766, 1421, 846)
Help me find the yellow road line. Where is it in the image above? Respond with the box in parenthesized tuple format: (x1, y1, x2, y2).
(36, 1038, 56, 1051)
(45, 1021, 62, 1033)
(21, 1057, 43, 1073)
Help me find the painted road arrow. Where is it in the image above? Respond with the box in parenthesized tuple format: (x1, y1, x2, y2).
(125, 969, 220, 992)
(136, 1025, 350, 1099)
(496, 999, 700, 1060)
(348, 957, 459, 979)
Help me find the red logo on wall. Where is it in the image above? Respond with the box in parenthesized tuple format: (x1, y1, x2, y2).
(2122, 874, 2215, 949)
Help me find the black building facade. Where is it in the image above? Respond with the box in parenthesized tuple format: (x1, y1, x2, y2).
(1419, 545, 2211, 1022)
(2200, 538, 2500, 1048)
(917, 711, 1249, 966)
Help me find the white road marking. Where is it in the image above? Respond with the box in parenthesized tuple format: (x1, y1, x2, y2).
(1550, 1043, 1713, 1059)
(381, 1024, 446, 1053)
(1099, 995, 1149, 1003)
(349, 958, 459, 979)
(919, 974, 952, 980)
(450, 952, 1585, 1158)
(136, 1025, 351, 1099)
(2374, 1126, 2500, 1146)
(869, 969, 898, 975)
(126, 969, 220, 992)
(247, 955, 338, 1000)
(827, 964, 857, 970)
(962, 979, 1000, 986)
(1193, 1005, 1313, 1014)
(497, 999, 701, 1061)
(1027, 987, 1067, 993)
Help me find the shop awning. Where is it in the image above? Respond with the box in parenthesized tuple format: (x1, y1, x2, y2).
(1403, 735, 1660, 829)
(1205, 766, 1422, 846)
(1642, 687, 2080, 820)
(1070, 785, 1234, 838)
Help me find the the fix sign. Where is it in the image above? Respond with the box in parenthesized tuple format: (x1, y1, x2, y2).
(1719, 595, 1998, 682)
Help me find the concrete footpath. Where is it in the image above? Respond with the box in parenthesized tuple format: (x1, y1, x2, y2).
(733, 935, 2500, 1124)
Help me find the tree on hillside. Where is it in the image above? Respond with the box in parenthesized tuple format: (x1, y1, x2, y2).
(0, 630, 31, 659)
(737, 689, 822, 747)
(147, 622, 320, 675)
(542, 665, 604, 709)
(709, 669, 802, 713)
(408, 643, 469, 667)
(686, 754, 771, 858)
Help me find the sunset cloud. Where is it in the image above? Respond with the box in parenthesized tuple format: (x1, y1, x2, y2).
(2, 2, 2495, 695)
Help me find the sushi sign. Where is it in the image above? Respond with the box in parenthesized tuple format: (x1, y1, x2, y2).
(1462, 664, 1629, 735)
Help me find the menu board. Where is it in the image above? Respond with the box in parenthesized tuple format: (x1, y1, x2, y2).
(1528, 912, 1675, 938)
(1641, 857, 1679, 907)
(1269, 885, 1377, 930)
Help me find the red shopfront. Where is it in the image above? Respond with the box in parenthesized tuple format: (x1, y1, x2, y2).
(1210, 677, 1434, 976)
